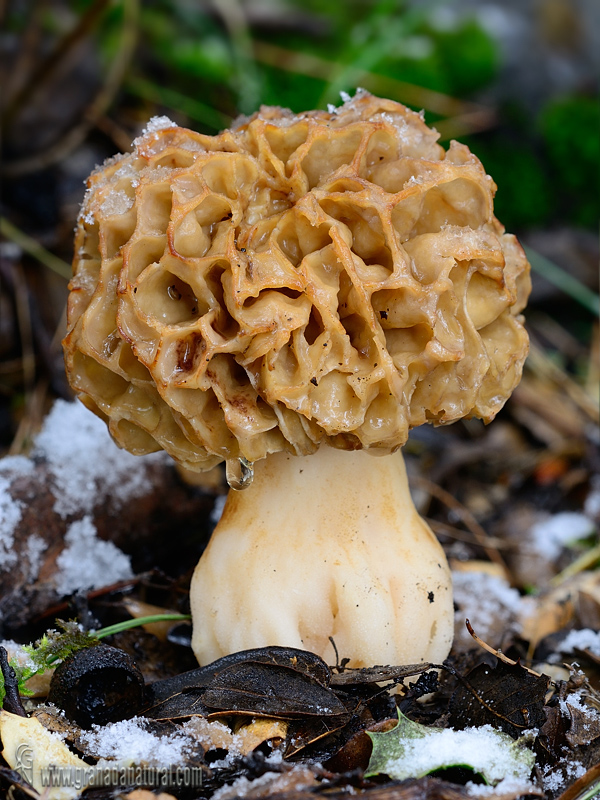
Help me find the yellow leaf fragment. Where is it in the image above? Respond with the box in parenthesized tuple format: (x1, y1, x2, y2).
(233, 717, 289, 755)
(0, 710, 89, 800)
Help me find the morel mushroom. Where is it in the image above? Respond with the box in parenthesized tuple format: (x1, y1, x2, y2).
(63, 92, 530, 668)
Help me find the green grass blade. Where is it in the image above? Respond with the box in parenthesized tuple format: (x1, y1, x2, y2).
(0, 217, 71, 279)
(127, 76, 232, 130)
(524, 245, 599, 317)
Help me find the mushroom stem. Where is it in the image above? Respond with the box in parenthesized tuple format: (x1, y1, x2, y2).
(191, 447, 453, 668)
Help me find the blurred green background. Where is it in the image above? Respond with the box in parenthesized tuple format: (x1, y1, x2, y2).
(0, 0, 598, 452)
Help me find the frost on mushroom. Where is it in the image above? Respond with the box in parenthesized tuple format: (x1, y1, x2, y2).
(63, 92, 530, 668)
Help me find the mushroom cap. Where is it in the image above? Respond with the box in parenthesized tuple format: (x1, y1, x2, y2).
(63, 92, 530, 470)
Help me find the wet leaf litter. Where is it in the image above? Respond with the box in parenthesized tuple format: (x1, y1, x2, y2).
(1, 397, 600, 800)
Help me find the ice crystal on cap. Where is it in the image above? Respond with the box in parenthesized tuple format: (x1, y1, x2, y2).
(64, 91, 530, 472)
(141, 115, 178, 136)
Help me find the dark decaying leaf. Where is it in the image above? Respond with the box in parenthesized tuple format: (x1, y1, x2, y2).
(0, 767, 39, 800)
(148, 646, 330, 700)
(0, 646, 27, 717)
(284, 715, 353, 759)
(563, 697, 600, 747)
(143, 686, 211, 721)
(538, 705, 569, 762)
(219, 776, 537, 800)
(325, 717, 399, 772)
(330, 662, 434, 687)
(448, 659, 549, 737)
(203, 662, 348, 719)
(143, 646, 338, 721)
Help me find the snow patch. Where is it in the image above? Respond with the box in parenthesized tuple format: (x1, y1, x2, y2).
(33, 400, 165, 518)
(466, 776, 538, 797)
(542, 760, 587, 795)
(559, 689, 600, 725)
(452, 570, 523, 641)
(529, 512, 595, 560)
(0, 477, 21, 570)
(0, 455, 34, 478)
(211, 755, 307, 800)
(378, 725, 534, 784)
(0, 460, 32, 571)
(560, 628, 600, 657)
(25, 534, 46, 581)
(54, 516, 133, 595)
(80, 717, 190, 767)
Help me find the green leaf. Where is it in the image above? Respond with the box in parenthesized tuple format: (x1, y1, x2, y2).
(366, 711, 535, 785)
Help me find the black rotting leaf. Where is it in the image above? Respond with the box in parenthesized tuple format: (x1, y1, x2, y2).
(143, 646, 337, 721)
(538, 705, 568, 763)
(284, 715, 353, 759)
(143, 688, 211, 722)
(149, 645, 330, 699)
(0, 646, 27, 717)
(203, 661, 349, 719)
(0, 766, 39, 799)
(448, 658, 549, 737)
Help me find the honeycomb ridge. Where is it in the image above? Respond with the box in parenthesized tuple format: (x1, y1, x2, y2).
(64, 92, 530, 470)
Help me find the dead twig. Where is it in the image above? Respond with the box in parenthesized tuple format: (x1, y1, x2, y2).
(526, 339, 599, 424)
(555, 762, 600, 800)
(410, 475, 510, 577)
(4, 0, 140, 177)
(253, 40, 495, 126)
(0, 218, 71, 280)
(465, 620, 545, 679)
(426, 516, 512, 551)
(2, 0, 113, 130)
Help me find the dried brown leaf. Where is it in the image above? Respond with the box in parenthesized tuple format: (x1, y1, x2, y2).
(448, 659, 549, 736)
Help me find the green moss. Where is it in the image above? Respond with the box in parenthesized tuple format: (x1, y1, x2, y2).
(465, 137, 553, 231)
(540, 96, 600, 228)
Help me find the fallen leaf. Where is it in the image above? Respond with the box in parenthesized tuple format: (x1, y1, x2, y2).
(365, 710, 535, 785)
(123, 599, 186, 641)
(184, 716, 239, 752)
(0, 709, 90, 800)
(326, 718, 398, 772)
(211, 764, 318, 800)
(520, 572, 600, 653)
(539, 705, 569, 762)
(330, 662, 434, 687)
(233, 717, 289, 755)
(562, 695, 600, 747)
(448, 660, 549, 737)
